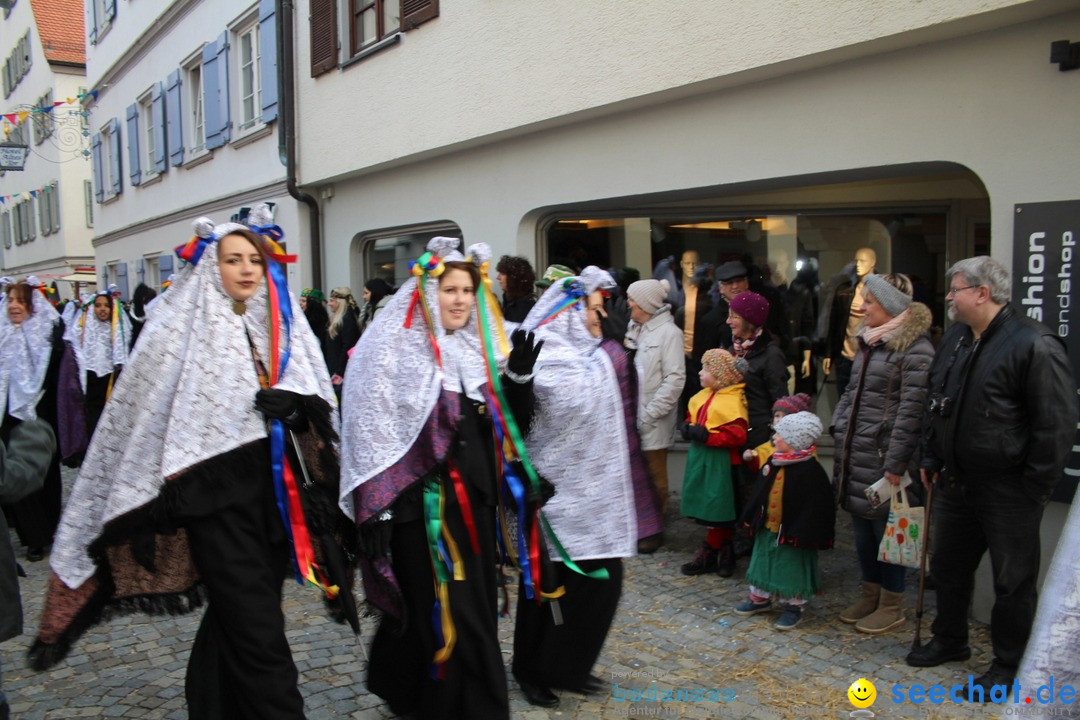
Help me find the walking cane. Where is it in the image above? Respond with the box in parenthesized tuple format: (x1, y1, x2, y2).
(912, 478, 935, 651)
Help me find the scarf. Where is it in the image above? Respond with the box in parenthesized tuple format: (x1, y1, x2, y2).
(338, 239, 507, 520)
(0, 284, 60, 421)
(772, 446, 816, 465)
(50, 235, 336, 590)
(732, 327, 763, 358)
(858, 308, 909, 347)
(519, 267, 637, 561)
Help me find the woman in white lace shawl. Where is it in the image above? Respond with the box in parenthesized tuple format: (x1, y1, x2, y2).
(508, 267, 637, 707)
(340, 237, 539, 720)
(61, 284, 132, 443)
(0, 278, 64, 561)
(31, 207, 351, 720)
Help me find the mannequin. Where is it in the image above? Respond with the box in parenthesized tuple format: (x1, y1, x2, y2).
(823, 248, 876, 392)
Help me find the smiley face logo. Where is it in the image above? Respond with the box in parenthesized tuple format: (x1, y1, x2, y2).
(848, 678, 877, 708)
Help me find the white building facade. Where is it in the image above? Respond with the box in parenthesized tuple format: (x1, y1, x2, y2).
(0, 0, 94, 299)
(84, 0, 306, 299)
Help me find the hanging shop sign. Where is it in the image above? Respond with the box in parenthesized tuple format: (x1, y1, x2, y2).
(1014, 199, 1080, 502)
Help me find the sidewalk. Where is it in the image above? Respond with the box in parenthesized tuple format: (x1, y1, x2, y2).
(1, 468, 1001, 719)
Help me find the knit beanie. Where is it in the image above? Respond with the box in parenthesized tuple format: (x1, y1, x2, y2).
(863, 274, 912, 318)
(701, 349, 746, 388)
(772, 393, 812, 417)
(774, 411, 822, 452)
(627, 279, 670, 315)
(728, 290, 769, 328)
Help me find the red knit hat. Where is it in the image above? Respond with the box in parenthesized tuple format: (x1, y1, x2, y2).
(773, 393, 812, 416)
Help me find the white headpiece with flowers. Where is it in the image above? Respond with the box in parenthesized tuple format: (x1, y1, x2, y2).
(518, 267, 637, 560)
(0, 277, 61, 421)
(51, 203, 336, 589)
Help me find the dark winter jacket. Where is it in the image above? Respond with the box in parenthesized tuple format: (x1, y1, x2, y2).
(740, 457, 835, 550)
(323, 311, 361, 379)
(0, 419, 55, 642)
(731, 332, 789, 449)
(831, 303, 934, 518)
(920, 305, 1077, 504)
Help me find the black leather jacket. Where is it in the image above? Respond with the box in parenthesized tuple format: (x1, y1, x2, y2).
(920, 305, 1077, 503)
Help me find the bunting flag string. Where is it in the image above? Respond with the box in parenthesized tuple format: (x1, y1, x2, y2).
(0, 91, 96, 136)
(0, 183, 55, 205)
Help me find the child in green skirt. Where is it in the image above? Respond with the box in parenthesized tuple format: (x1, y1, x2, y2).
(679, 349, 749, 578)
(734, 411, 835, 630)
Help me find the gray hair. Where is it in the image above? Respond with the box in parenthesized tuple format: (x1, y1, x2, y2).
(947, 256, 1011, 304)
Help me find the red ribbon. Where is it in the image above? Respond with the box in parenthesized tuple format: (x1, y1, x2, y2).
(449, 464, 480, 555)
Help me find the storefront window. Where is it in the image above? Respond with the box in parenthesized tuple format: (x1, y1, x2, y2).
(361, 223, 462, 288)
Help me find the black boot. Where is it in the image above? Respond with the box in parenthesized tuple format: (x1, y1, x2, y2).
(716, 541, 734, 578)
(681, 542, 719, 576)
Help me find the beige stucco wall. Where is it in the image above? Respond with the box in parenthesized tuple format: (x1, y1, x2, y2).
(310, 8, 1080, 292)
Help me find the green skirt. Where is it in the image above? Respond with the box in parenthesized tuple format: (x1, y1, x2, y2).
(680, 444, 737, 523)
(745, 530, 820, 600)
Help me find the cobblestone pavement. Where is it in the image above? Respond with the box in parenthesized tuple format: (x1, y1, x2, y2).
(2, 466, 1001, 719)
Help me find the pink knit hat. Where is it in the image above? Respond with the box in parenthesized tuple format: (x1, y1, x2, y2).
(728, 291, 769, 328)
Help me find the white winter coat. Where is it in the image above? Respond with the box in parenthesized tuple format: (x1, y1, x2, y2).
(631, 306, 686, 451)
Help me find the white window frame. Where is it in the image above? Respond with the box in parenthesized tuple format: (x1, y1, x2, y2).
(183, 50, 207, 158)
(100, 122, 118, 202)
(143, 255, 160, 289)
(232, 14, 264, 137)
(137, 88, 159, 182)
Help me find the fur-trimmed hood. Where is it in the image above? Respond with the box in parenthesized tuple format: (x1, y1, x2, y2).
(859, 302, 932, 354)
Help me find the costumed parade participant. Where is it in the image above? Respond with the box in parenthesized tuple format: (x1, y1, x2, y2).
(324, 287, 361, 395)
(127, 283, 158, 348)
(511, 267, 640, 708)
(300, 288, 329, 349)
(340, 237, 540, 720)
(60, 284, 132, 446)
(0, 278, 64, 561)
(678, 349, 749, 579)
(735, 411, 835, 630)
(31, 205, 355, 720)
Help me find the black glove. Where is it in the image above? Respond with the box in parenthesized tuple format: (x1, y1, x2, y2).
(255, 389, 308, 430)
(357, 517, 393, 559)
(508, 329, 544, 378)
(687, 424, 710, 444)
(131, 532, 157, 573)
(679, 421, 692, 442)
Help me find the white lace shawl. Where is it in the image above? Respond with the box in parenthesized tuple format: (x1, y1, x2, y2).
(338, 238, 506, 517)
(50, 241, 337, 589)
(1014, 498, 1080, 709)
(0, 289, 60, 421)
(519, 268, 637, 560)
(63, 297, 132, 392)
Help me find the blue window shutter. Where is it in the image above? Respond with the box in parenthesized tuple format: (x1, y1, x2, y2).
(105, 0, 116, 22)
(126, 103, 141, 186)
(151, 81, 167, 173)
(91, 133, 104, 202)
(137, 258, 145, 283)
(108, 118, 123, 195)
(216, 31, 231, 144)
(159, 254, 173, 277)
(88, 2, 98, 45)
(259, 0, 278, 123)
(202, 38, 221, 149)
(166, 70, 184, 166)
(116, 262, 129, 300)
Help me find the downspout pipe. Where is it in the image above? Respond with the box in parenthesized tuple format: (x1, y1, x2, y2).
(278, 0, 323, 290)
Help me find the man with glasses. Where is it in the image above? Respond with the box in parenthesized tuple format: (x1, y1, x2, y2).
(908, 256, 1077, 699)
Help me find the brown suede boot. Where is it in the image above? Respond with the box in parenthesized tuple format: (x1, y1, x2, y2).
(839, 581, 880, 624)
(855, 588, 906, 634)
